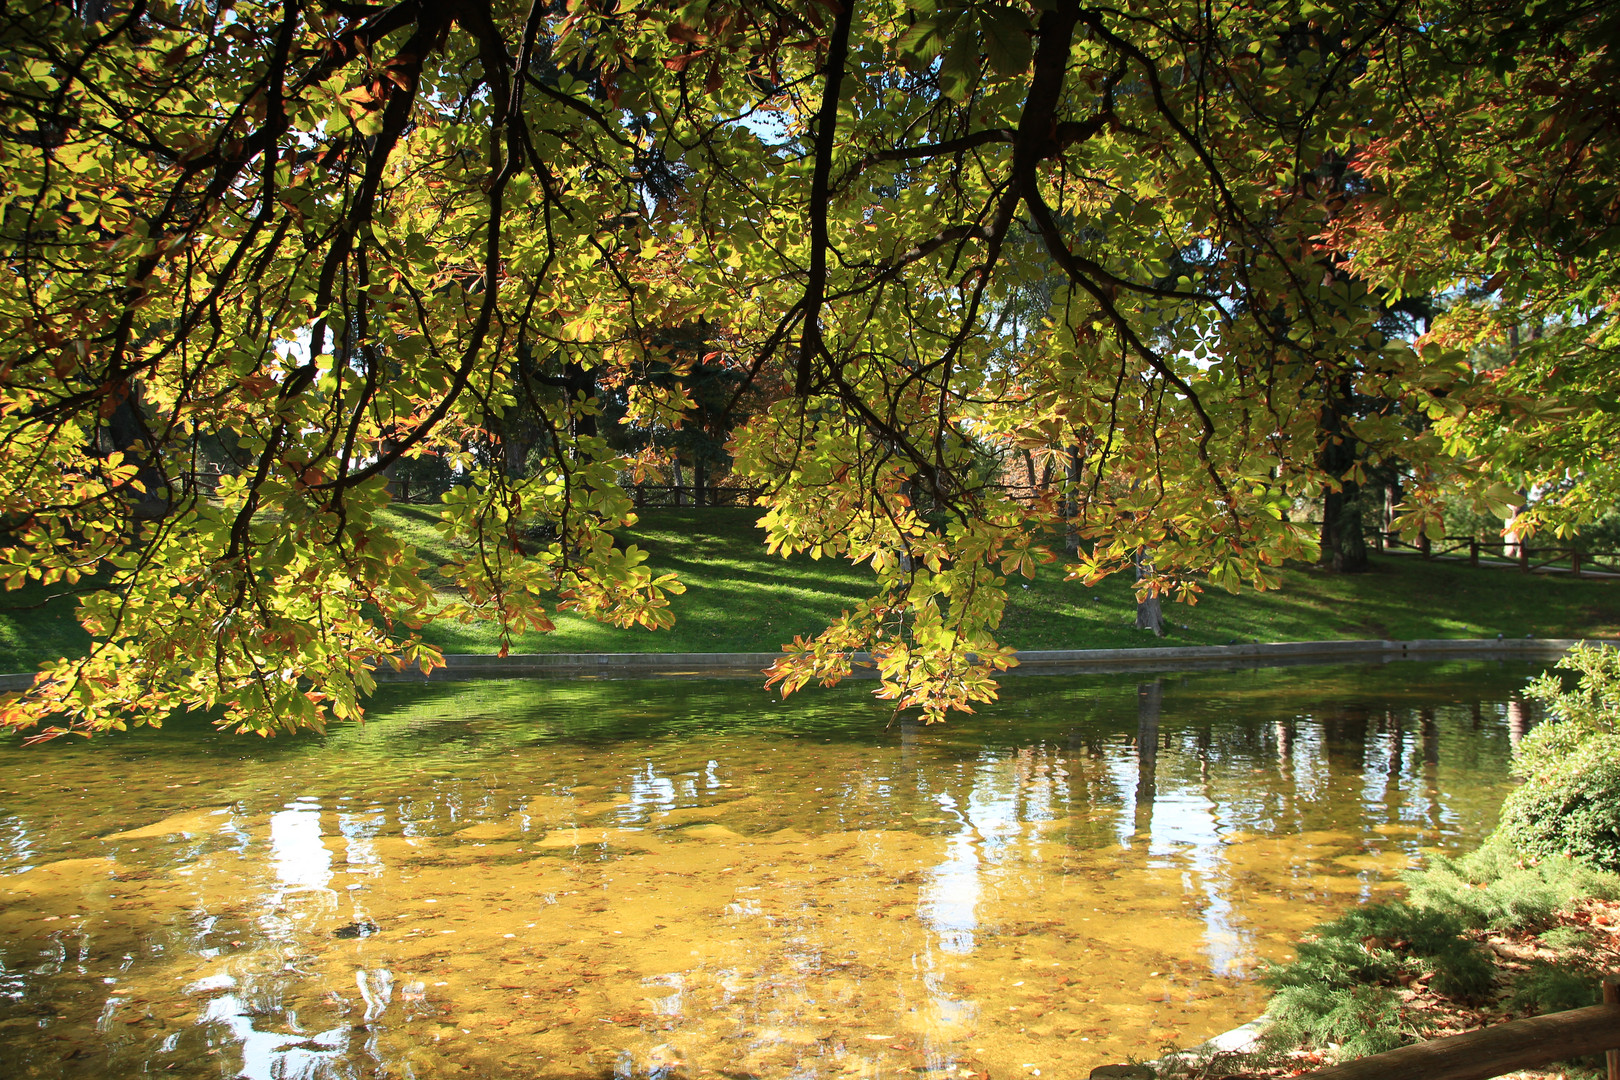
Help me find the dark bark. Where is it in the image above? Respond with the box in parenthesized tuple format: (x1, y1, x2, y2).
(100, 389, 171, 522)
(795, 0, 857, 397)
(564, 360, 597, 439)
(1318, 373, 1370, 573)
(1064, 446, 1081, 556)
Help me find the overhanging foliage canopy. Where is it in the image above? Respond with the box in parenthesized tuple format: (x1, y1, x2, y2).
(1, 0, 1615, 736)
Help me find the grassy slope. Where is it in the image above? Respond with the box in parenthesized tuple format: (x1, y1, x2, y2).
(368, 505, 1620, 655)
(0, 580, 93, 673)
(4, 505, 1619, 670)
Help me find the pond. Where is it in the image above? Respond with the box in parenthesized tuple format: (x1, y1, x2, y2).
(0, 660, 1540, 1080)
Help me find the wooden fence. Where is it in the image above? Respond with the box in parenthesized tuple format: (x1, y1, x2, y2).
(1286, 976, 1620, 1080)
(628, 484, 762, 508)
(1369, 528, 1620, 577)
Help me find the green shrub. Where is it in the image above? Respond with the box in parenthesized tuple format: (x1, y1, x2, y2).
(1490, 644, 1620, 871)
(1260, 645, 1620, 1062)
(1406, 844, 1620, 930)
(1264, 984, 1407, 1060)
(1539, 925, 1597, 951)
(1263, 901, 1495, 1043)
(1524, 642, 1620, 736)
(1496, 728, 1620, 871)
(1508, 960, 1601, 1015)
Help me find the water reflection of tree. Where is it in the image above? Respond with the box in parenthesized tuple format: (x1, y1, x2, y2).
(1420, 707, 1443, 834)
(1324, 706, 1371, 772)
(1134, 682, 1161, 840)
(1507, 695, 1534, 748)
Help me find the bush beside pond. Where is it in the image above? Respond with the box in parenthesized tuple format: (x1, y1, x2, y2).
(1245, 644, 1620, 1075)
(1494, 644, 1620, 872)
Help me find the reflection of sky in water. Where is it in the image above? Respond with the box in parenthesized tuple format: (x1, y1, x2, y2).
(192, 807, 383, 1079)
(644, 972, 685, 1018)
(338, 806, 386, 876)
(1150, 791, 1247, 977)
(625, 761, 680, 821)
(919, 789, 980, 954)
(918, 748, 1066, 956)
(0, 813, 32, 875)
(1107, 744, 1143, 850)
(1289, 721, 1328, 802)
(200, 987, 356, 1080)
(270, 799, 332, 892)
(1097, 717, 1253, 976)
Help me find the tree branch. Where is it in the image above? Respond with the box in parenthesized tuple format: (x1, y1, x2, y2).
(797, 0, 857, 397)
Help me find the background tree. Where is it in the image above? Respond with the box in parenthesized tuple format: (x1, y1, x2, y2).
(1328, 0, 1620, 543)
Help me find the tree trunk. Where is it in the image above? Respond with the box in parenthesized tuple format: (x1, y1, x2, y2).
(1318, 374, 1370, 573)
(1064, 446, 1081, 556)
(1503, 491, 1529, 558)
(564, 360, 596, 439)
(101, 389, 171, 522)
(1134, 549, 1164, 636)
(1320, 482, 1369, 572)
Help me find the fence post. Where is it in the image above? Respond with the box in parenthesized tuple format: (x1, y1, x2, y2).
(1520, 544, 1531, 573)
(1470, 539, 1480, 568)
(1606, 976, 1619, 1080)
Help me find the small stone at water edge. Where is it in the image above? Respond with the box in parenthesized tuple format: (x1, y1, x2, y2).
(1089, 1067, 1156, 1080)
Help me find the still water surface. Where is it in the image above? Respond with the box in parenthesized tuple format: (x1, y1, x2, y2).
(0, 661, 1540, 1079)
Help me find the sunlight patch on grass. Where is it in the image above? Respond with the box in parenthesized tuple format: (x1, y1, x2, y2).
(3, 506, 1618, 670)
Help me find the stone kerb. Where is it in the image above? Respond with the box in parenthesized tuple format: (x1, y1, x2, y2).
(0, 637, 1594, 693)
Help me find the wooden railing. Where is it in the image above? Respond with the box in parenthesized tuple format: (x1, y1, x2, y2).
(628, 484, 762, 508)
(1368, 528, 1620, 576)
(1291, 977, 1620, 1080)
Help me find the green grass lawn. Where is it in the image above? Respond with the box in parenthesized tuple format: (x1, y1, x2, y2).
(0, 579, 96, 674)
(4, 505, 1619, 671)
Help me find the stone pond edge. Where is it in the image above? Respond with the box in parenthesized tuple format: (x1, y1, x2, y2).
(0, 637, 1600, 692)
